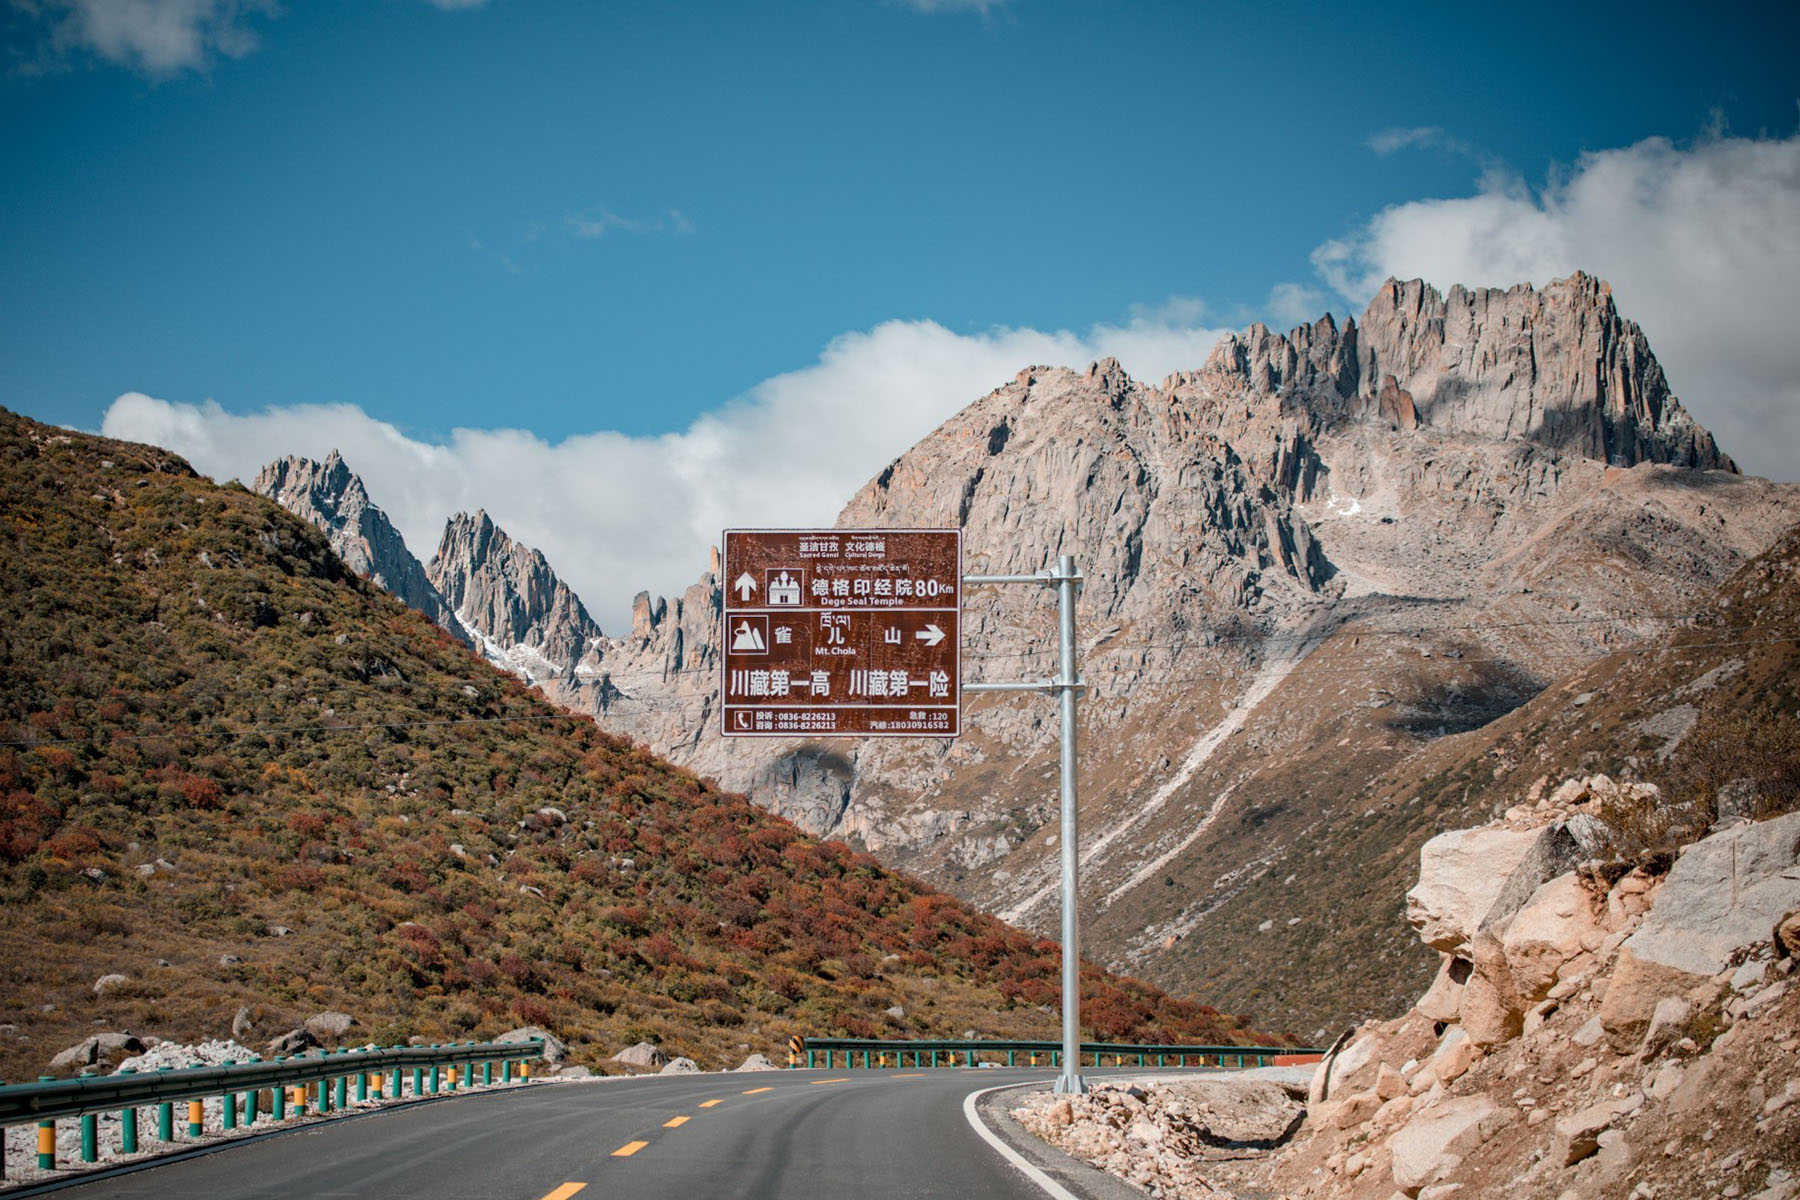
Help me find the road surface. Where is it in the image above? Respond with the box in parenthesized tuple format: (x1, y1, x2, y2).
(42, 1067, 1113, 1200)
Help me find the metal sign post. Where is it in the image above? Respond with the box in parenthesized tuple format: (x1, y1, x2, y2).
(963, 554, 1086, 1095)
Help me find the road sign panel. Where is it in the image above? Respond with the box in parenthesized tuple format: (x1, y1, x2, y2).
(720, 529, 960, 738)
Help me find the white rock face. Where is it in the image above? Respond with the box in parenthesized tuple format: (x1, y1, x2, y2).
(1621, 811, 1800, 977)
(1500, 872, 1603, 999)
(1387, 1094, 1506, 1189)
(1406, 827, 1543, 954)
(427, 510, 605, 680)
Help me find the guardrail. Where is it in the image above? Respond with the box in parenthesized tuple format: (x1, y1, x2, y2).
(798, 1038, 1324, 1071)
(0, 1039, 542, 1180)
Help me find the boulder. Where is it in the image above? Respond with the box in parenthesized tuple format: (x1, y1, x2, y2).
(659, 1057, 699, 1074)
(1602, 813, 1800, 1048)
(266, 1028, 320, 1057)
(555, 1065, 593, 1079)
(1500, 872, 1603, 1000)
(1777, 909, 1800, 960)
(1553, 1094, 1641, 1165)
(735, 1053, 778, 1072)
(1415, 954, 1471, 1024)
(93, 973, 130, 994)
(304, 1011, 358, 1040)
(612, 1041, 669, 1070)
(1388, 1095, 1506, 1189)
(496, 1025, 569, 1065)
(1406, 827, 1542, 954)
(1461, 930, 1526, 1047)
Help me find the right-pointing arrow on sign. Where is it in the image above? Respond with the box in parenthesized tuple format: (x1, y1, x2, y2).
(915, 623, 946, 647)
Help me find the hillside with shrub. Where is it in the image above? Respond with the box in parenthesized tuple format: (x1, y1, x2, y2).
(0, 409, 1280, 1081)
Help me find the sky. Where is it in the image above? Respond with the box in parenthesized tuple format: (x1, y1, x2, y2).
(3, 0, 1798, 632)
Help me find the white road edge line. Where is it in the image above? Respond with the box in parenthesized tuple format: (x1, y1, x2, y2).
(962, 1083, 1082, 1200)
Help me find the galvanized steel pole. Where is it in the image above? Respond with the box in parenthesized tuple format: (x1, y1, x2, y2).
(1052, 554, 1086, 1095)
(964, 558, 1086, 1095)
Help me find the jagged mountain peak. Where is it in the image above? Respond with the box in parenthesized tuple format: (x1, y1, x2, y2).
(426, 509, 604, 682)
(253, 451, 470, 647)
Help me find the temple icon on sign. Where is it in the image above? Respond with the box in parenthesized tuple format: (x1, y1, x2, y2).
(731, 616, 768, 653)
(766, 569, 803, 605)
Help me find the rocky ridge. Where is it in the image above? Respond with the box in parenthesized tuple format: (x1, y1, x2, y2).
(567, 273, 1798, 1034)
(247, 274, 1800, 1036)
(424, 509, 606, 684)
(252, 452, 470, 647)
(1012, 783, 1800, 1200)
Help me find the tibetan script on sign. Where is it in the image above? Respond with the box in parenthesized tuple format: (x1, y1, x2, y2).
(720, 529, 960, 738)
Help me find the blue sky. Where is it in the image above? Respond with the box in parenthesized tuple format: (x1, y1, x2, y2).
(4, 1, 1798, 629)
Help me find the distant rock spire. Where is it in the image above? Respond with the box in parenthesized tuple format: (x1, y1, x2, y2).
(425, 510, 605, 682)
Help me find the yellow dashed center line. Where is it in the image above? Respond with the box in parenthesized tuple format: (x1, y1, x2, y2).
(810, 1077, 850, 1085)
(894, 1073, 925, 1078)
(663, 1115, 690, 1128)
(699, 1099, 725, 1108)
(539, 1186, 587, 1200)
(611, 1141, 650, 1158)
(743, 1086, 774, 1094)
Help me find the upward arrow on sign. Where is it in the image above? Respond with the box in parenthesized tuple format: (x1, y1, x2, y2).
(733, 573, 758, 601)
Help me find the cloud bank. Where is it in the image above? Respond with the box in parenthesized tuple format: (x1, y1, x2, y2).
(101, 315, 1229, 633)
(1307, 128, 1800, 482)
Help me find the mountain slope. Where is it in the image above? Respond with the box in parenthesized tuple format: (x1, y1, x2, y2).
(567, 273, 1799, 1037)
(0, 409, 1278, 1084)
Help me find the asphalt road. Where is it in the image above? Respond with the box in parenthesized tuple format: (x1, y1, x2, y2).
(41, 1068, 1085, 1200)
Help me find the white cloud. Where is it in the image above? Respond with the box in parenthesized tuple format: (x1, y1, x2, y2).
(566, 207, 695, 240)
(1313, 129, 1800, 482)
(1367, 126, 1443, 155)
(1266, 282, 1327, 327)
(100, 312, 1228, 633)
(30, 0, 277, 76)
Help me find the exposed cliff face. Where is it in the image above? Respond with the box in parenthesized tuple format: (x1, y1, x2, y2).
(573, 273, 1798, 1036)
(424, 510, 605, 684)
(252, 452, 471, 647)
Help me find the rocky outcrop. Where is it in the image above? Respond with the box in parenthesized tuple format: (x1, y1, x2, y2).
(254, 452, 471, 646)
(1018, 791, 1800, 1200)
(610, 1041, 668, 1070)
(426, 510, 605, 682)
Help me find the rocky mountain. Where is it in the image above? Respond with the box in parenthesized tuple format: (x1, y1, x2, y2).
(424, 510, 606, 685)
(0, 408, 1272, 1086)
(252, 452, 471, 647)
(562, 272, 1799, 1037)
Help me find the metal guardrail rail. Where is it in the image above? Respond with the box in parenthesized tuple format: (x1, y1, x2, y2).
(798, 1038, 1324, 1071)
(0, 1038, 543, 1178)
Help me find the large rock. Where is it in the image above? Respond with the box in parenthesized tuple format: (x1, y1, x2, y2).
(1388, 1095, 1507, 1189)
(1499, 871, 1603, 999)
(266, 1028, 320, 1057)
(1602, 813, 1800, 1048)
(304, 1011, 358, 1040)
(496, 1025, 569, 1065)
(611, 1041, 669, 1070)
(736, 1053, 778, 1072)
(659, 1057, 699, 1075)
(1406, 827, 1544, 954)
(1415, 954, 1471, 1024)
(50, 1033, 145, 1073)
(1461, 929, 1526, 1047)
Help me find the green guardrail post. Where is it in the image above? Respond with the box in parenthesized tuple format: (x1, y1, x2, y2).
(357, 1072, 368, 1103)
(222, 1061, 238, 1131)
(119, 1068, 139, 1152)
(429, 1065, 440, 1095)
(1007, 1050, 1015, 1067)
(484, 1061, 493, 1086)
(335, 1075, 348, 1108)
(80, 1112, 97, 1163)
(158, 1097, 174, 1141)
(273, 1081, 287, 1121)
(317, 1077, 331, 1114)
(502, 1060, 512, 1084)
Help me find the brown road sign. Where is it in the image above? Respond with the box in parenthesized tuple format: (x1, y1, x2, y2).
(720, 529, 960, 738)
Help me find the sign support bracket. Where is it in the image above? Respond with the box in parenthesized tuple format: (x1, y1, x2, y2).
(963, 555, 1086, 1096)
